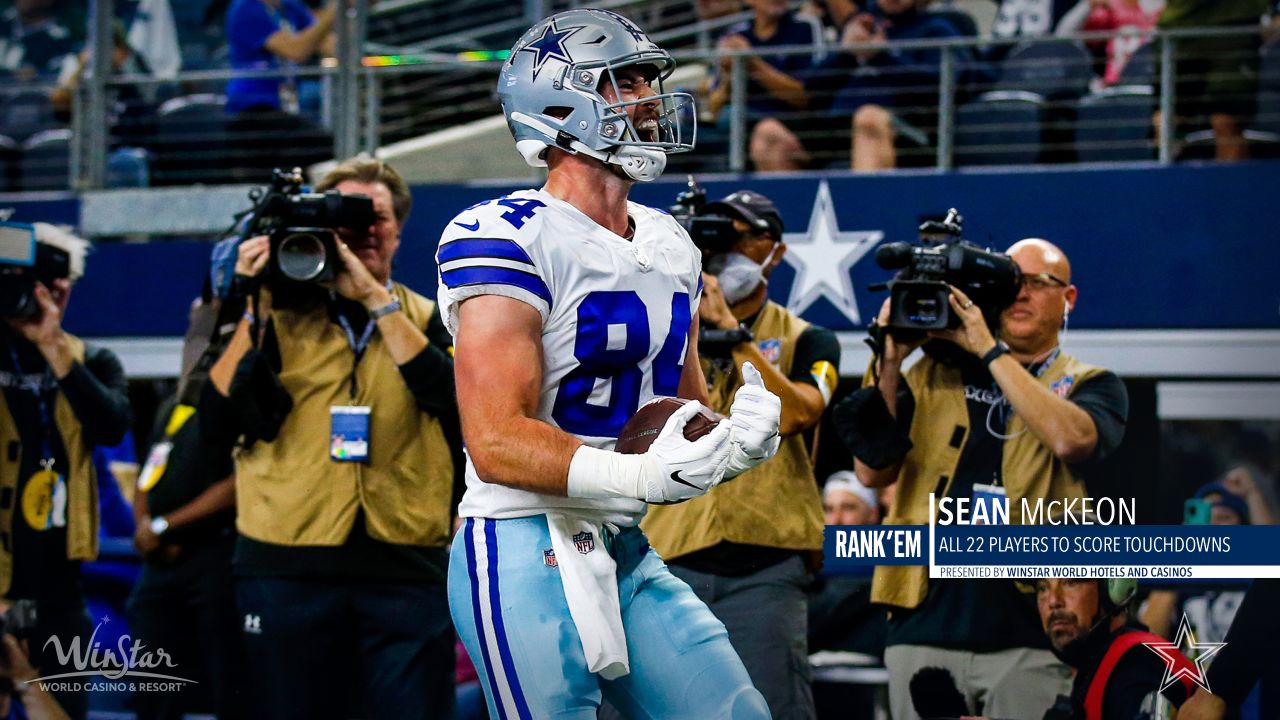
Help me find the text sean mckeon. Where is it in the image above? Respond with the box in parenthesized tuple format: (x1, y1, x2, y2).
(931, 494, 1137, 525)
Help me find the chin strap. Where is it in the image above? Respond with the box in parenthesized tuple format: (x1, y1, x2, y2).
(509, 112, 667, 182)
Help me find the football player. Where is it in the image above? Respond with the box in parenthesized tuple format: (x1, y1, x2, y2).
(437, 9, 780, 719)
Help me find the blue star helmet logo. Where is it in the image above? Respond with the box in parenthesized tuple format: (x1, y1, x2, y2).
(520, 21, 585, 81)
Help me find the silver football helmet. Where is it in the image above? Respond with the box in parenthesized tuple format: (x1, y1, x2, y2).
(497, 8, 696, 182)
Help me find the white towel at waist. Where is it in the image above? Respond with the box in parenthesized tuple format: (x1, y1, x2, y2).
(545, 512, 629, 680)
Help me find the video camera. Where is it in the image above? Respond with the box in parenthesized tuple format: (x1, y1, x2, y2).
(0, 222, 71, 320)
(875, 209, 1020, 336)
(244, 168, 375, 285)
(669, 176, 740, 254)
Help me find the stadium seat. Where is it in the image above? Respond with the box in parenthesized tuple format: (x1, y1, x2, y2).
(0, 134, 19, 192)
(954, 90, 1044, 166)
(107, 147, 152, 188)
(1075, 85, 1156, 163)
(0, 87, 59, 143)
(1117, 41, 1158, 86)
(152, 93, 233, 185)
(997, 40, 1094, 101)
(224, 108, 334, 184)
(1179, 128, 1280, 161)
(20, 129, 73, 192)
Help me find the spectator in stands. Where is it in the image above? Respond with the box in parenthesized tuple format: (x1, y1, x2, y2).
(1137, 472, 1273, 695)
(127, 297, 243, 720)
(201, 157, 457, 720)
(0, 0, 78, 80)
(806, 0, 971, 170)
(224, 0, 336, 115)
(991, 0, 1082, 51)
(823, 469, 881, 526)
(1158, 0, 1268, 161)
(832, 239, 1129, 719)
(707, 0, 825, 170)
(697, 0, 747, 22)
(1056, 0, 1164, 85)
(1, 223, 132, 720)
(0, 628, 71, 720)
(1035, 578, 1193, 720)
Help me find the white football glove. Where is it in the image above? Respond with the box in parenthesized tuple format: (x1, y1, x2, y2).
(724, 361, 782, 479)
(566, 401, 734, 505)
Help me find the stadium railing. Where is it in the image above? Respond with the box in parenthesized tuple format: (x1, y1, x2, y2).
(18, 24, 1279, 193)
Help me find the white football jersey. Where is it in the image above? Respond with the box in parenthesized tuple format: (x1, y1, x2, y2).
(437, 189, 703, 526)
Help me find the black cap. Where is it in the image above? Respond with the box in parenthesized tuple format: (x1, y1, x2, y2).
(704, 190, 784, 240)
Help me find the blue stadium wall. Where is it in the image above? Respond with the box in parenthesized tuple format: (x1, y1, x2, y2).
(2, 162, 1277, 374)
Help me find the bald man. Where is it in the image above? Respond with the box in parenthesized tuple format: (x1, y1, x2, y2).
(831, 239, 1129, 720)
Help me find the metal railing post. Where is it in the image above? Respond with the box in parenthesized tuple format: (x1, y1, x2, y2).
(363, 68, 381, 154)
(334, 0, 367, 161)
(937, 48, 956, 171)
(729, 55, 746, 173)
(524, 0, 547, 23)
(83, 0, 112, 190)
(1159, 34, 1176, 164)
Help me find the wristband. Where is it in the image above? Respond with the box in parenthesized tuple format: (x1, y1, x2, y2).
(566, 445, 652, 501)
(981, 341, 1010, 367)
(369, 298, 402, 320)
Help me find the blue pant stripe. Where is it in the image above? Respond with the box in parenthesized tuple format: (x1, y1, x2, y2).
(464, 518, 508, 720)
(483, 518, 533, 720)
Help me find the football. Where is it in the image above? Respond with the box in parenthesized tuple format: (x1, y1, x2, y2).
(614, 397, 724, 454)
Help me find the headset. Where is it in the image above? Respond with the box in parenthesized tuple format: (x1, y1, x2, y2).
(1099, 577, 1137, 614)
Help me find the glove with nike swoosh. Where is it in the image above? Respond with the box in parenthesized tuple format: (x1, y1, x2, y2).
(723, 361, 782, 479)
(566, 401, 734, 505)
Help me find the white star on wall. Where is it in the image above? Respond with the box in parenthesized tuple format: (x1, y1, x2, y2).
(782, 180, 882, 326)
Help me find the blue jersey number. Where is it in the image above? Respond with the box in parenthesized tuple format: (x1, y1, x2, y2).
(551, 291, 691, 437)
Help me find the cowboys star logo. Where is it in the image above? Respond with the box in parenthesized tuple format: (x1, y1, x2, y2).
(1142, 614, 1226, 693)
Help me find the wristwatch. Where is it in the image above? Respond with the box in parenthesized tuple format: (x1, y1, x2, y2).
(981, 341, 1010, 367)
(149, 516, 170, 537)
(368, 298, 402, 320)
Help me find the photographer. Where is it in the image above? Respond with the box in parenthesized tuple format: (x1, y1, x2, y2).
(1, 223, 130, 720)
(643, 189, 840, 720)
(833, 238, 1129, 719)
(127, 297, 243, 720)
(200, 157, 457, 719)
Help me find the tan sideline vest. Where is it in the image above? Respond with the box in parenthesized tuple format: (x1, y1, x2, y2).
(0, 334, 99, 596)
(233, 284, 453, 548)
(644, 301, 825, 560)
(871, 352, 1107, 610)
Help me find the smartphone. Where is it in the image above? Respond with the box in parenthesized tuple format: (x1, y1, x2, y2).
(1184, 498, 1212, 525)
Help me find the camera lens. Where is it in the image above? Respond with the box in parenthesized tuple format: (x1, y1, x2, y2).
(277, 232, 328, 282)
(906, 297, 942, 324)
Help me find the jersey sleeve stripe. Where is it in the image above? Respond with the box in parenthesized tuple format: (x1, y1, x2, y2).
(438, 238, 536, 266)
(441, 266, 553, 308)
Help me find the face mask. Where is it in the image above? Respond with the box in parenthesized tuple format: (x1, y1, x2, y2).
(707, 246, 777, 305)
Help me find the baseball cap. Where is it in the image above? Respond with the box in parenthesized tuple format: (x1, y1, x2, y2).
(1194, 481, 1250, 524)
(704, 189, 784, 240)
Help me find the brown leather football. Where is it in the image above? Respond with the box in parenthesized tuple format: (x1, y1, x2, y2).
(614, 397, 724, 455)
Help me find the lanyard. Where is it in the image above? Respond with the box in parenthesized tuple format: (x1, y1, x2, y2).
(986, 346, 1061, 441)
(6, 342, 56, 465)
(332, 291, 380, 399)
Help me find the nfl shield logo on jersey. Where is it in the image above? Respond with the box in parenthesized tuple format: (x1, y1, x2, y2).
(573, 531, 595, 554)
(757, 339, 782, 365)
(543, 548, 558, 567)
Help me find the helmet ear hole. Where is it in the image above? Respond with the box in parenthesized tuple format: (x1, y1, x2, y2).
(544, 106, 573, 120)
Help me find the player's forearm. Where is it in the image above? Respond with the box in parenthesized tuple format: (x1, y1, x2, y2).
(989, 355, 1097, 463)
(465, 416, 581, 496)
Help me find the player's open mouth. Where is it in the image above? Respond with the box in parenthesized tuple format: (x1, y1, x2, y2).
(636, 118, 660, 143)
